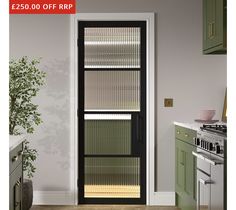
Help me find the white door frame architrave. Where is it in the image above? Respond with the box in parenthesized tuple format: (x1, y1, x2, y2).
(70, 13, 170, 205)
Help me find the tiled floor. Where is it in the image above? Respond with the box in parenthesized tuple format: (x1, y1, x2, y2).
(31, 205, 179, 210)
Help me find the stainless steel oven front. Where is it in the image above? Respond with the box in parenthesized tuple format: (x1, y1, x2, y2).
(193, 147, 225, 210)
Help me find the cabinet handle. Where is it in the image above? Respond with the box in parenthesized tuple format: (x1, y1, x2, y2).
(177, 131, 180, 134)
(184, 133, 189, 137)
(211, 22, 215, 37)
(12, 155, 18, 162)
(16, 181, 21, 186)
(15, 201, 20, 208)
(208, 23, 211, 38)
(210, 23, 213, 37)
(14, 180, 21, 207)
(208, 22, 215, 39)
(180, 150, 185, 165)
(18, 150, 23, 156)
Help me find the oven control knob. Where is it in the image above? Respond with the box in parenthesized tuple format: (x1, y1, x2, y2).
(203, 141, 207, 149)
(215, 144, 221, 154)
(194, 137, 200, 145)
(209, 142, 213, 151)
(202, 141, 205, 149)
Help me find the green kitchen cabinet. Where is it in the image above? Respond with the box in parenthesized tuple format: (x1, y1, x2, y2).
(10, 165, 22, 210)
(203, 0, 227, 54)
(175, 126, 196, 210)
(10, 142, 23, 210)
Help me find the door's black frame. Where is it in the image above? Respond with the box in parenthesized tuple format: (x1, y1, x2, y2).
(78, 21, 146, 204)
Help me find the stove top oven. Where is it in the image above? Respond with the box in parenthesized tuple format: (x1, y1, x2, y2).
(192, 124, 227, 210)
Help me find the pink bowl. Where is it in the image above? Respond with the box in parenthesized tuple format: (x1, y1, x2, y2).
(199, 110, 216, 120)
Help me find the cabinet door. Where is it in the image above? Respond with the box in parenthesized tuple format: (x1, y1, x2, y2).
(184, 143, 196, 200)
(10, 164, 22, 210)
(175, 140, 186, 194)
(203, 0, 225, 53)
(176, 139, 196, 210)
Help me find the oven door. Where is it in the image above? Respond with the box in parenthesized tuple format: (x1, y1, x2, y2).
(193, 148, 225, 210)
(210, 153, 224, 210)
(193, 148, 212, 210)
(197, 168, 211, 210)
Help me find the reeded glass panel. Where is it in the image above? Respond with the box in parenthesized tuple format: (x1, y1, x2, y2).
(84, 27, 140, 68)
(85, 158, 140, 198)
(85, 71, 140, 111)
(85, 114, 131, 155)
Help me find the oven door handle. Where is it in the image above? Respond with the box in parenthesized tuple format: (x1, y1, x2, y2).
(192, 151, 223, 165)
(199, 178, 213, 185)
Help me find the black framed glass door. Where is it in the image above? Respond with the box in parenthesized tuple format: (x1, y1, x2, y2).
(78, 21, 146, 204)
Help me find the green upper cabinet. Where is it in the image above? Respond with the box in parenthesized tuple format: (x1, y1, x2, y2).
(203, 0, 227, 54)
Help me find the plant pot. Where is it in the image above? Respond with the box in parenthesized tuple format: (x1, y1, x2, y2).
(22, 179, 33, 210)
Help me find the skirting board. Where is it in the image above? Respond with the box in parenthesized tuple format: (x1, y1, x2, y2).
(149, 192, 175, 206)
(33, 191, 175, 206)
(33, 191, 75, 205)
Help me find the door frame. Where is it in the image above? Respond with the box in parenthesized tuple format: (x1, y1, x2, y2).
(70, 13, 155, 205)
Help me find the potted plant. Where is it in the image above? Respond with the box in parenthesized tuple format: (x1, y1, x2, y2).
(9, 56, 46, 210)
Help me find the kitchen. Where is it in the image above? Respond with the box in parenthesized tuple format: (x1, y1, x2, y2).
(5, 0, 234, 209)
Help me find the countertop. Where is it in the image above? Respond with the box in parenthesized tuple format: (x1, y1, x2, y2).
(173, 121, 203, 131)
(173, 121, 227, 131)
(9, 135, 26, 151)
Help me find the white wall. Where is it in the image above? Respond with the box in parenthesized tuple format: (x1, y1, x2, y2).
(9, 0, 226, 202)
(10, 15, 73, 192)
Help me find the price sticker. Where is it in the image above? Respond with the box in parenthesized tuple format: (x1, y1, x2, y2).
(10, 0, 76, 14)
